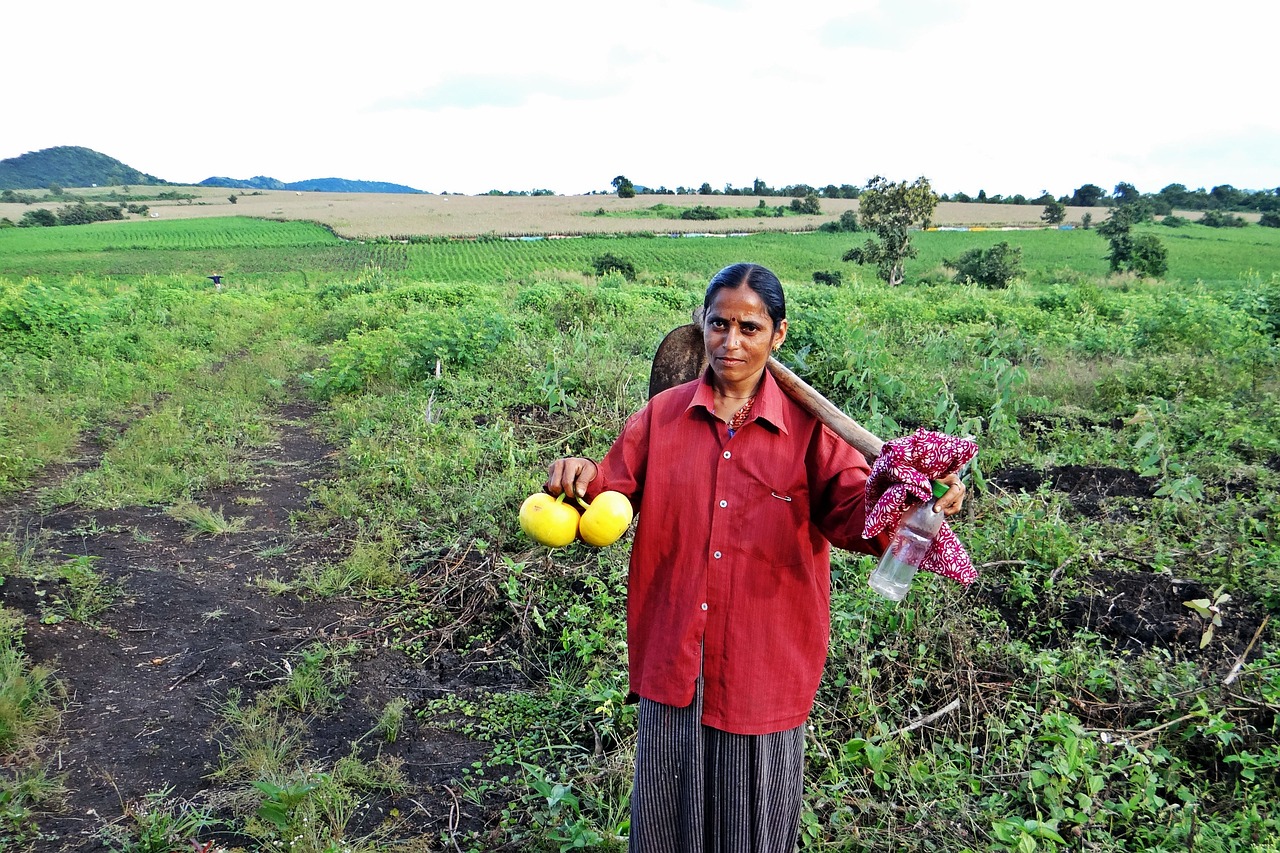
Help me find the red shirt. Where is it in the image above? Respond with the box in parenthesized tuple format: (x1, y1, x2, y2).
(588, 369, 890, 735)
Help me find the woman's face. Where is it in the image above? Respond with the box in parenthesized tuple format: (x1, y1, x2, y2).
(703, 284, 787, 388)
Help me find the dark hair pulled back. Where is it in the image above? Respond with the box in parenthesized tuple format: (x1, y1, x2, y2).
(703, 263, 786, 328)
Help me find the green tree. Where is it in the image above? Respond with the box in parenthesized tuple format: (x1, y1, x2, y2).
(1041, 199, 1066, 225)
(841, 175, 938, 286)
(1097, 205, 1168, 277)
(228, 194, 238, 204)
(1068, 183, 1106, 207)
(1113, 182, 1142, 206)
(611, 175, 636, 199)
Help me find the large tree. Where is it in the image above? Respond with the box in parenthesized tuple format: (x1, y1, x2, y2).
(841, 175, 938, 286)
(1068, 183, 1107, 207)
(611, 175, 636, 199)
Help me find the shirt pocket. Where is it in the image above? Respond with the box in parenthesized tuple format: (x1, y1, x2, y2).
(739, 475, 810, 567)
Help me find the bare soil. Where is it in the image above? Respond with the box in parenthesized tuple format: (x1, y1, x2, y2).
(0, 402, 492, 851)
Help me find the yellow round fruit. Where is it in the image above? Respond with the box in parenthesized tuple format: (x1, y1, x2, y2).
(578, 491, 634, 547)
(519, 492, 580, 548)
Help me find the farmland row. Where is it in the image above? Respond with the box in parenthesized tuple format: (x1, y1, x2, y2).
(5, 216, 1280, 287)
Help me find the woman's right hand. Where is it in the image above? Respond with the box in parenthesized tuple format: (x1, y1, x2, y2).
(545, 457, 598, 500)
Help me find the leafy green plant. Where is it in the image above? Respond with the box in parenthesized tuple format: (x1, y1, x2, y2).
(1183, 586, 1231, 647)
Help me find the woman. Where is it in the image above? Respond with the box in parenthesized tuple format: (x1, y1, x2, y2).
(546, 263, 965, 852)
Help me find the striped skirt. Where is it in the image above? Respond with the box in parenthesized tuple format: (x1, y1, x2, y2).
(629, 676, 806, 853)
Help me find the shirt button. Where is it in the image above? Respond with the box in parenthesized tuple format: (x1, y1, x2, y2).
(713, 551, 722, 559)
(719, 499, 728, 508)
(723, 451, 731, 459)
(701, 603, 708, 611)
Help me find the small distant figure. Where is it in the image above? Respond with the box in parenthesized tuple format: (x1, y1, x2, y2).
(208, 275, 223, 291)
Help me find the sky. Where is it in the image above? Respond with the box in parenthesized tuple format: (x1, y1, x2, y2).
(6, 0, 1278, 197)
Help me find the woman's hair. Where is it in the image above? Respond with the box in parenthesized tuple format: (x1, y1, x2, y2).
(703, 263, 786, 327)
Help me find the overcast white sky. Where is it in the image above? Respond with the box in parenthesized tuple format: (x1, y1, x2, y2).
(7, 0, 1277, 196)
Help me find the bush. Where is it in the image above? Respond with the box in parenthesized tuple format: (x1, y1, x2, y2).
(1199, 210, 1248, 228)
(811, 270, 843, 286)
(680, 205, 722, 221)
(818, 210, 861, 233)
(1161, 215, 1190, 227)
(788, 194, 822, 215)
(943, 241, 1024, 288)
(1129, 233, 1169, 278)
(56, 203, 125, 226)
(18, 209, 57, 227)
(1258, 211, 1280, 228)
(591, 253, 637, 280)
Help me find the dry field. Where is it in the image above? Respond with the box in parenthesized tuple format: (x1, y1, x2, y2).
(0, 186, 1120, 239)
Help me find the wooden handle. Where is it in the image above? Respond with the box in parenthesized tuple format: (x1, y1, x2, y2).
(767, 357, 884, 461)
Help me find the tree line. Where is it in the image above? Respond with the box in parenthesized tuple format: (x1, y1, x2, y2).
(607, 175, 1280, 214)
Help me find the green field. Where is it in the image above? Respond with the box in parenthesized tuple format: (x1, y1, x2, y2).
(1, 216, 1278, 851)
(4, 215, 1279, 285)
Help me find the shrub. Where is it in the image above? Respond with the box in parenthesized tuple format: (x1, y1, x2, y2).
(591, 253, 637, 280)
(18, 209, 57, 227)
(680, 205, 722, 221)
(818, 210, 861, 233)
(789, 194, 822, 215)
(56, 202, 125, 226)
(943, 241, 1024, 288)
(1129, 233, 1169, 277)
(1199, 210, 1248, 228)
(812, 270, 843, 286)
(1161, 215, 1190, 227)
(1258, 211, 1280, 228)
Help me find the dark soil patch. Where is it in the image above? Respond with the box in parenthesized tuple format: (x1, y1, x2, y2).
(0, 401, 495, 851)
(1060, 569, 1263, 659)
(987, 464, 1158, 518)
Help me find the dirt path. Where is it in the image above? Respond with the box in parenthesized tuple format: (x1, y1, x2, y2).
(1, 401, 488, 851)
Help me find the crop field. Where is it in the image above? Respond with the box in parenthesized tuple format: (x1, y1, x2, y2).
(1, 186, 1129, 240)
(1, 213, 1278, 851)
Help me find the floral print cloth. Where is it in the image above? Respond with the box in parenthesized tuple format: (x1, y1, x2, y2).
(863, 429, 979, 585)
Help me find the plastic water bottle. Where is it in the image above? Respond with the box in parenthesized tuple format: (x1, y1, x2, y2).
(868, 481, 949, 602)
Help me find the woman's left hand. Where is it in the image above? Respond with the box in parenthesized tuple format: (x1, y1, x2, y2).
(934, 472, 967, 516)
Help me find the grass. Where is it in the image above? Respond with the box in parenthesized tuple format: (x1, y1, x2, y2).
(0, 608, 65, 846)
(166, 501, 249, 538)
(1, 214, 1278, 850)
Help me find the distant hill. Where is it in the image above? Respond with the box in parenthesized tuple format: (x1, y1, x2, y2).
(0, 146, 167, 191)
(200, 176, 288, 191)
(201, 175, 426, 194)
(0, 146, 427, 195)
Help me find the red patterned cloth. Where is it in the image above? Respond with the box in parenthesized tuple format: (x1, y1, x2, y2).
(863, 429, 979, 585)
